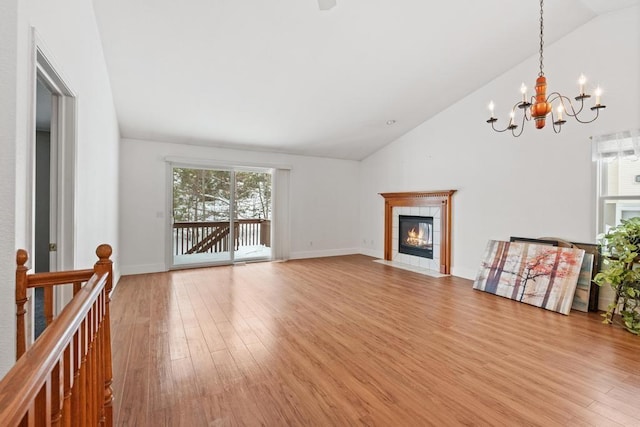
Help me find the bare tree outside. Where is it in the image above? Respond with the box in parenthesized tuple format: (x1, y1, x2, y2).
(173, 168, 231, 221)
(173, 169, 271, 222)
(172, 168, 272, 259)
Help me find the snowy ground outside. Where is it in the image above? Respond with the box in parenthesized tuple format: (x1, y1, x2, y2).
(173, 245, 272, 266)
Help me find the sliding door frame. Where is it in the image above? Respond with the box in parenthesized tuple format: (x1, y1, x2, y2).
(165, 158, 277, 270)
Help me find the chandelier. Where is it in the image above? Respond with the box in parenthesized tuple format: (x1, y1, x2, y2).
(487, 0, 606, 137)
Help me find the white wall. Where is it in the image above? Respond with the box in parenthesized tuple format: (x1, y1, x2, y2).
(359, 7, 640, 288)
(0, 0, 20, 380)
(119, 139, 360, 274)
(0, 0, 120, 378)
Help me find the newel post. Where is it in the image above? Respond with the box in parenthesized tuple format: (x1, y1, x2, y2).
(15, 249, 29, 360)
(94, 244, 114, 426)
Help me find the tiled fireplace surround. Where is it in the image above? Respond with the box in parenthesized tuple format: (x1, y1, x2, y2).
(380, 191, 455, 274)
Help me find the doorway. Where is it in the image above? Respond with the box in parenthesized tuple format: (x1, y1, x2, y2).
(171, 166, 272, 268)
(33, 76, 55, 337)
(29, 43, 77, 340)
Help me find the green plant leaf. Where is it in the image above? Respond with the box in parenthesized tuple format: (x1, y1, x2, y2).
(597, 217, 640, 336)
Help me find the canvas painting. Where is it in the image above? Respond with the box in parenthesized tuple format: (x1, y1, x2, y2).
(571, 242, 601, 311)
(473, 240, 585, 315)
(571, 252, 594, 313)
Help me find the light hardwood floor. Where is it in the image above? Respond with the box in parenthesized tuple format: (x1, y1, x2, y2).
(111, 255, 640, 426)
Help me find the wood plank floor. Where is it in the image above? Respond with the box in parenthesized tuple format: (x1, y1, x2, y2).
(110, 255, 640, 426)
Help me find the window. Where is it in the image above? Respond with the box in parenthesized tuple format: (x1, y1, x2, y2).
(594, 129, 640, 234)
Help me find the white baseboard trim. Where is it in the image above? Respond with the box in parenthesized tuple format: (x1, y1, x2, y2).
(373, 259, 448, 278)
(118, 255, 475, 282)
(451, 266, 477, 281)
(358, 248, 383, 258)
(111, 267, 122, 293)
(119, 263, 167, 276)
(290, 248, 360, 260)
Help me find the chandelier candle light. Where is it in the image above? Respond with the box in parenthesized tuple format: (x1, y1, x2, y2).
(487, 0, 606, 137)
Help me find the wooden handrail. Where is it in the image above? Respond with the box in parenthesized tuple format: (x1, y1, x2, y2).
(23, 269, 94, 288)
(0, 272, 107, 426)
(172, 218, 268, 228)
(15, 247, 108, 358)
(4, 244, 115, 426)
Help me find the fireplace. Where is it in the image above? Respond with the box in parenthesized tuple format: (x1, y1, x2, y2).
(398, 215, 433, 259)
(380, 191, 455, 274)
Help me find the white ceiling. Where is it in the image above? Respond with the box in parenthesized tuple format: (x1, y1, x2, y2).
(93, 0, 638, 160)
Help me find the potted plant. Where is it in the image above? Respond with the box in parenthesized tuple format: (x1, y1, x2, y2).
(594, 217, 640, 335)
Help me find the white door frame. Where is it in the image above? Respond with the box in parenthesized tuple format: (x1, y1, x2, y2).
(166, 163, 235, 270)
(27, 29, 78, 334)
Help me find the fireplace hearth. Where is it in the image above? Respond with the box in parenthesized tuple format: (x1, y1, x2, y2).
(398, 215, 433, 259)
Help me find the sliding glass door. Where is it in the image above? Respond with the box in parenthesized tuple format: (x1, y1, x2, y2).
(171, 166, 272, 267)
(234, 171, 272, 261)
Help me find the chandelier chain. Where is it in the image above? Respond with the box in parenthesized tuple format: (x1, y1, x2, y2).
(539, 0, 545, 76)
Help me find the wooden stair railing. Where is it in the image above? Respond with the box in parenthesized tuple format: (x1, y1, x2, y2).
(174, 219, 271, 255)
(185, 224, 231, 254)
(0, 244, 114, 426)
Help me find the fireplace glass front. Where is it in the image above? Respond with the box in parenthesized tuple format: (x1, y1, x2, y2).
(398, 215, 433, 259)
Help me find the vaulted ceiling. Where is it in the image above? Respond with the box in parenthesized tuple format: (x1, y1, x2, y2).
(93, 0, 639, 160)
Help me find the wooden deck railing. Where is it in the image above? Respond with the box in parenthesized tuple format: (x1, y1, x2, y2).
(0, 244, 114, 426)
(173, 219, 271, 255)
